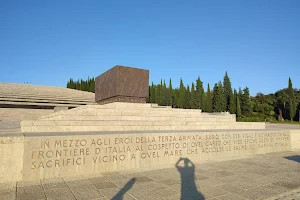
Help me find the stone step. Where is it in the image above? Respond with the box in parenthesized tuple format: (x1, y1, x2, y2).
(21, 120, 240, 126)
(0, 100, 89, 107)
(0, 97, 96, 104)
(0, 95, 92, 99)
(21, 122, 265, 132)
(39, 115, 236, 122)
(0, 108, 54, 120)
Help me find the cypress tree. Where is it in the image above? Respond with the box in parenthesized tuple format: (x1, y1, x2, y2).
(218, 81, 226, 111)
(195, 77, 203, 109)
(91, 78, 95, 93)
(241, 87, 252, 117)
(288, 77, 296, 121)
(232, 89, 237, 114)
(169, 78, 173, 107)
(201, 87, 205, 110)
(184, 85, 191, 109)
(190, 82, 196, 109)
(212, 81, 225, 112)
(155, 84, 161, 105)
(159, 79, 164, 105)
(223, 72, 234, 113)
(201, 91, 206, 112)
(206, 83, 212, 112)
(212, 83, 219, 112)
(173, 88, 179, 108)
(150, 82, 156, 103)
(236, 95, 242, 117)
(161, 79, 167, 106)
(178, 78, 185, 108)
(146, 86, 150, 103)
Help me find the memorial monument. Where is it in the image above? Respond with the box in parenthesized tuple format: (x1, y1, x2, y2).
(0, 65, 300, 183)
(95, 65, 149, 104)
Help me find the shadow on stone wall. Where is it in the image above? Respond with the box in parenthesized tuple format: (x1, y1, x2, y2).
(111, 178, 136, 200)
(176, 157, 205, 200)
(284, 155, 300, 163)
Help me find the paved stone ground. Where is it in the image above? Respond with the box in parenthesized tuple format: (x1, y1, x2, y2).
(1, 150, 299, 200)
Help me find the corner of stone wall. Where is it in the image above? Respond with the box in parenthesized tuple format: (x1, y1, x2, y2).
(0, 133, 24, 183)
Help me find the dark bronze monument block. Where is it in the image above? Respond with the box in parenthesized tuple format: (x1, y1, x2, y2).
(95, 65, 149, 104)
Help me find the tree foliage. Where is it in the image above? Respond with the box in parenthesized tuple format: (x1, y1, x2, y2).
(67, 75, 299, 121)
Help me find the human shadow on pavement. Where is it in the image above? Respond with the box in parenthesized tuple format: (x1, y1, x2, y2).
(176, 157, 205, 200)
(111, 178, 136, 200)
(284, 155, 300, 163)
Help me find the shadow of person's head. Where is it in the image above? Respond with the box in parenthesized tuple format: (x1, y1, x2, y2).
(112, 178, 136, 200)
(175, 157, 205, 200)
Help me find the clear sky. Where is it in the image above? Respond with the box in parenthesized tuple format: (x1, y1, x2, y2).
(1, 0, 299, 96)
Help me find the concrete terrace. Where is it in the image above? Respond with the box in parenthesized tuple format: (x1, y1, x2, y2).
(0, 82, 96, 121)
(1, 150, 299, 200)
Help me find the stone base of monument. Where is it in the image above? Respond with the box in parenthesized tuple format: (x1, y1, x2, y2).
(1, 102, 300, 183)
(20, 102, 265, 132)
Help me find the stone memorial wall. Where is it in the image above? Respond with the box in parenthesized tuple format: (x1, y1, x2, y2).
(23, 130, 291, 181)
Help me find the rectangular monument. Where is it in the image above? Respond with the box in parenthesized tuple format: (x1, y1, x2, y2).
(95, 65, 149, 104)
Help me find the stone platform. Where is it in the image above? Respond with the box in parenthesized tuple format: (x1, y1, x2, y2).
(20, 102, 265, 132)
(1, 150, 300, 200)
(1, 102, 300, 183)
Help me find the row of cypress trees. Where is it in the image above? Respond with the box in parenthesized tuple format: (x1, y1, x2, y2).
(66, 77, 95, 93)
(66, 74, 298, 120)
(147, 72, 251, 117)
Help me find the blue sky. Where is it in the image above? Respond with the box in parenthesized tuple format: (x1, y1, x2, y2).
(0, 0, 299, 96)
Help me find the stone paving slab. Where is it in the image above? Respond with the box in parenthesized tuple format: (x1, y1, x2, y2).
(1, 150, 299, 200)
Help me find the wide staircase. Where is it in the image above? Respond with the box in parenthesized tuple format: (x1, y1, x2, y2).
(0, 82, 96, 120)
(20, 102, 265, 132)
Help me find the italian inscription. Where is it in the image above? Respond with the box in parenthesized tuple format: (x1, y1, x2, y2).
(28, 131, 290, 170)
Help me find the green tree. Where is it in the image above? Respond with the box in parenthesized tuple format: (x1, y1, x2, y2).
(173, 88, 179, 108)
(184, 85, 191, 109)
(205, 83, 212, 112)
(155, 83, 161, 105)
(223, 72, 234, 112)
(195, 77, 204, 109)
(190, 82, 196, 109)
(240, 87, 252, 117)
(288, 77, 296, 120)
(212, 81, 225, 112)
(232, 89, 237, 114)
(161, 79, 167, 106)
(168, 78, 173, 107)
(159, 79, 164, 105)
(236, 95, 242, 117)
(178, 78, 185, 108)
(150, 82, 156, 103)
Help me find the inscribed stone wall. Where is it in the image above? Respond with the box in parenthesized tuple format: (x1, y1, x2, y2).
(23, 130, 291, 181)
